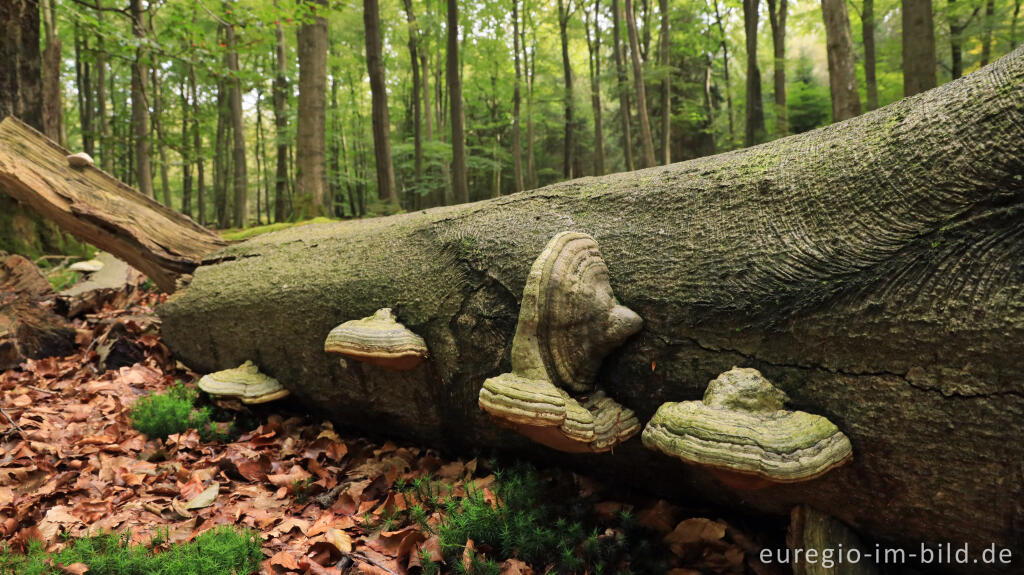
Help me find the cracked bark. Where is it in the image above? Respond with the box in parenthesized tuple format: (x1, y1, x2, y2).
(159, 48, 1024, 569)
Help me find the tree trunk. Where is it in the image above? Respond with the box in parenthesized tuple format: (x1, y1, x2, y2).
(980, 0, 994, 66)
(713, 0, 735, 146)
(862, 0, 878, 110)
(948, 0, 980, 81)
(822, 0, 862, 121)
(767, 0, 787, 135)
(512, 0, 525, 192)
(902, 0, 937, 96)
(180, 78, 193, 219)
(273, 2, 290, 222)
(0, 117, 226, 291)
(130, 0, 153, 198)
(402, 0, 424, 195)
(584, 0, 605, 176)
(624, 0, 656, 167)
(365, 0, 398, 205)
(160, 50, 1024, 564)
(225, 10, 248, 228)
(744, 0, 766, 145)
(151, 66, 173, 208)
(558, 0, 577, 179)
(525, 19, 538, 189)
(612, 0, 635, 172)
(214, 76, 230, 228)
(40, 0, 64, 146)
(658, 0, 670, 164)
(189, 62, 206, 225)
(95, 0, 112, 173)
(73, 24, 94, 156)
(296, 0, 329, 217)
(447, 0, 469, 203)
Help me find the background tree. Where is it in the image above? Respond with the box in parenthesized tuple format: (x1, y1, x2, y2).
(743, 0, 766, 145)
(822, 0, 861, 120)
(767, 0, 787, 135)
(624, 0, 656, 167)
(903, 0, 937, 95)
(447, 0, 469, 204)
(296, 0, 329, 217)
(365, 0, 398, 205)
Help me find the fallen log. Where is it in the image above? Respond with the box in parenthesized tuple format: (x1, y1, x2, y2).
(0, 117, 226, 292)
(159, 48, 1021, 568)
(0, 253, 75, 370)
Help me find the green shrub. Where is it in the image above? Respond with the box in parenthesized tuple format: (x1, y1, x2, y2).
(130, 383, 234, 443)
(0, 526, 261, 575)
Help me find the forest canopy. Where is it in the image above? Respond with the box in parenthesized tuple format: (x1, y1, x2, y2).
(4, 0, 1021, 231)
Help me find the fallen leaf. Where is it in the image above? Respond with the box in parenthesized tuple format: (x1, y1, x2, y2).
(636, 500, 678, 534)
(500, 558, 534, 575)
(184, 482, 219, 510)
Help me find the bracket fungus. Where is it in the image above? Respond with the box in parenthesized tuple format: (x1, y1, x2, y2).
(197, 360, 289, 404)
(642, 367, 852, 489)
(66, 152, 94, 169)
(478, 232, 643, 453)
(324, 308, 428, 370)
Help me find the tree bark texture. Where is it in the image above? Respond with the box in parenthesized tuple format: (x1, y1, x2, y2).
(160, 49, 1024, 566)
(0, 117, 226, 292)
(624, 0, 656, 168)
(365, 0, 398, 205)
(447, 0, 469, 204)
(822, 0, 862, 121)
(296, 0, 329, 217)
(902, 0, 937, 96)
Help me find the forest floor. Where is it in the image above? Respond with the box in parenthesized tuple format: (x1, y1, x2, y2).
(0, 279, 789, 575)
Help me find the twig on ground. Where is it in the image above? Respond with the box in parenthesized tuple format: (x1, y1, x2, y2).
(0, 407, 26, 439)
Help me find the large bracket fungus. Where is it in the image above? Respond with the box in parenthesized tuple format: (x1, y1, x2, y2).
(324, 308, 429, 370)
(197, 360, 290, 404)
(642, 367, 853, 489)
(478, 232, 643, 453)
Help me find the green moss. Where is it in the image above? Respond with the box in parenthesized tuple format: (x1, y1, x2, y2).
(0, 526, 261, 575)
(218, 216, 336, 242)
(129, 383, 235, 443)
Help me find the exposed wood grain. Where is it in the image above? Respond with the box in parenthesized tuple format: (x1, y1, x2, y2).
(0, 116, 226, 291)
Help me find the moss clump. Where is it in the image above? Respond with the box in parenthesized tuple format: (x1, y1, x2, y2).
(384, 464, 671, 574)
(0, 526, 262, 575)
(129, 383, 235, 443)
(218, 217, 336, 242)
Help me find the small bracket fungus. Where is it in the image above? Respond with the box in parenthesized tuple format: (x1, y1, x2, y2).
(197, 360, 290, 404)
(642, 367, 853, 489)
(478, 232, 643, 453)
(66, 152, 94, 169)
(324, 308, 428, 370)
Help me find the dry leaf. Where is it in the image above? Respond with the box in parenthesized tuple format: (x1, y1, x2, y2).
(184, 482, 219, 510)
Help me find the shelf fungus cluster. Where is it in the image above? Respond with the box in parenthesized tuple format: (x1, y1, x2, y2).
(478, 232, 643, 453)
(642, 367, 853, 489)
(324, 308, 428, 370)
(197, 360, 289, 404)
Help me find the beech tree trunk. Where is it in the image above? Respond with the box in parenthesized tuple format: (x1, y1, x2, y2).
(558, 0, 576, 179)
(130, 0, 153, 198)
(612, 0, 635, 172)
(902, 0, 937, 96)
(226, 11, 248, 228)
(512, 0, 525, 192)
(584, 0, 605, 176)
(743, 0, 766, 145)
(296, 0, 329, 217)
(822, 0, 861, 121)
(365, 0, 398, 205)
(273, 0, 289, 222)
(402, 0, 424, 194)
(447, 0, 469, 203)
(40, 0, 64, 146)
(658, 0, 669, 164)
(624, 0, 656, 168)
(160, 49, 1024, 568)
(767, 0, 787, 135)
(863, 0, 878, 110)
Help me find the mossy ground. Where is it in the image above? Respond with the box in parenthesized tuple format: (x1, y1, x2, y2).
(217, 217, 336, 242)
(129, 382, 237, 442)
(0, 526, 262, 575)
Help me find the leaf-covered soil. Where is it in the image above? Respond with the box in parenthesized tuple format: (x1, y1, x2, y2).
(0, 285, 791, 574)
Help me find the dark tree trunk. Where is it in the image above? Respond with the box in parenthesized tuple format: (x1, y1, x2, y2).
(296, 0, 329, 217)
(743, 0, 766, 146)
(863, 0, 879, 109)
(73, 24, 94, 156)
(130, 0, 153, 198)
(612, 0, 635, 172)
(822, 0, 862, 120)
(180, 78, 193, 219)
(160, 50, 1024, 567)
(402, 0, 424, 194)
(948, 0, 980, 80)
(625, 0, 656, 167)
(95, 0, 112, 173)
(979, 0, 995, 66)
(558, 0, 577, 179)
(151, 65, 173, 208)
(447, 0, 469, 204)
(189, 62, 206, 225)
(767, 0, 788, 135)
(214, 76, 230, 228)
(40, 0, 64, 146)
(273, 1, 290, 222)
(225, 9, 248, 228)
(902, 0, 937, 96)
(365, 0, 398, 205)
(713, 0, 735, 146)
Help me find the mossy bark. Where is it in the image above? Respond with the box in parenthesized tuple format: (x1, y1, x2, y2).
(161, 48, 1024, 566)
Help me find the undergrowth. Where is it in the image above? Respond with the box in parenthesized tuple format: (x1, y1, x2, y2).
(0, 526, 262, 575)
(377, 464, 671, 574)
(130, 383, 235, 442)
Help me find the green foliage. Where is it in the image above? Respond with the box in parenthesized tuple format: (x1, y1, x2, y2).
(129, 383, 234, 443)
(395, 464, 671, 574)
(0, 526, 262, 575)
(787, 55, 833, 134)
